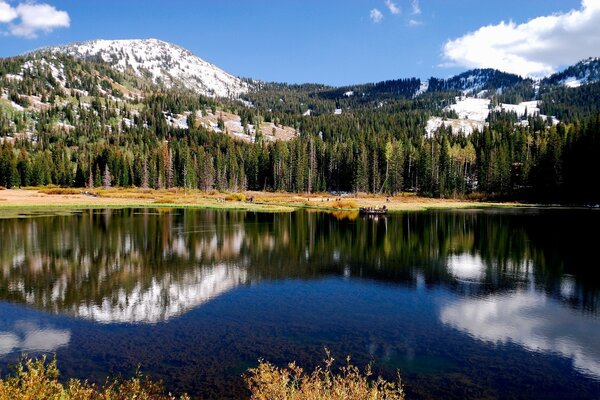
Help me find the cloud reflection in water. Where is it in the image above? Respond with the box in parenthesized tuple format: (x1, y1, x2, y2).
(0, 321, 70, 356)
(441, 284, 600, 380)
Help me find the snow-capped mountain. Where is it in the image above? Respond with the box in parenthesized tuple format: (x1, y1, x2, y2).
(40, 39, 250, 98)
(543, 57, 600, 88)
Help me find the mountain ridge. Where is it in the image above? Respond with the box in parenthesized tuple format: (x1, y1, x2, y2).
(36, 38, 250, 98)
(20, 38, 600, 101)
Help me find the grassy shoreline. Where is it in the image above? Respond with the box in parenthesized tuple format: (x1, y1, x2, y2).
(0, 187, 533, 214)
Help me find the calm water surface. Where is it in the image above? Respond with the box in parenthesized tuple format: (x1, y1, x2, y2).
(0, 208, 599, 399)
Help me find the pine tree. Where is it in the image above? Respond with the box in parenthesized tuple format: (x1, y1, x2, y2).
(141, 159, 149, 189)
(103, 164, 112, 189)
(87, 168, 94, 189)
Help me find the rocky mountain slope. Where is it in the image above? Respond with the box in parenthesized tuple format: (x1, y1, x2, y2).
(40, 39, 250, 98)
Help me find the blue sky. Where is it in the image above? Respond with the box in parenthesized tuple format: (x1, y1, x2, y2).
(0, 0, 595, 85)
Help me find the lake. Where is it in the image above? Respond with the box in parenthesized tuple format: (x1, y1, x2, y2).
(0, 208, 599, 399)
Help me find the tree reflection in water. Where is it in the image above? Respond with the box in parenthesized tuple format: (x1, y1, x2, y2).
(0, 208, 598, 399)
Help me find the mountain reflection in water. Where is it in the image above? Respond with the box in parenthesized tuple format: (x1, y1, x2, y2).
(0, 208, 598, 398)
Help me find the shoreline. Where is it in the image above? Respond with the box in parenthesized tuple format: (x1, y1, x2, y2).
(0, 188, 537, 214)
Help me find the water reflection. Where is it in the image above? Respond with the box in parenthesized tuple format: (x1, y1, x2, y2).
(447, 254, 488, 281)
(0, 208, 598, 398)
(440, 286, 600, 380)
(0, 208, 598, 324)
(0, 321, 70, 355)
(76, 264, 248, 323)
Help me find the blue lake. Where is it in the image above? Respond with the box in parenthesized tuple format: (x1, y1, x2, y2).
(0, 208, 598, 399)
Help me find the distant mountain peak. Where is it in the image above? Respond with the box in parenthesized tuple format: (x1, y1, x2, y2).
(37, 38, 250, 98)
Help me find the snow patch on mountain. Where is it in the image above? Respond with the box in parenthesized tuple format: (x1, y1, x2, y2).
(42, 39, 249, 98)
(425, 97, 489, 136)
(561, 76, 585, 88)
(426, 117, 484, 137)
(449, 97, 491, 122)
(17, 57, 67, 90)
(497, 100, 540, 117)
(414, 79, 429, 97)
(426, 97, 560, 137)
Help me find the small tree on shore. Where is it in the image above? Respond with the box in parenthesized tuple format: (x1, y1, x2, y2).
(103, 164, 112, 189)
(141, 159, 149, 189)
(87, 168, 94, 188)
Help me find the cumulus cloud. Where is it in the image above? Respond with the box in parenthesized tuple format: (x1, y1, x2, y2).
(370, 8, 383, 23)
(0, 1, 17, 23)
(385, 0, 400, 15)
(442, 0, 600, 77)
(411, 0, 421, 15)
(408, 19, 421, 27)
(0, 0, 69, 38)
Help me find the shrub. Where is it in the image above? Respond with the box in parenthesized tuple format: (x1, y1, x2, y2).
(245, 351, 404, 400)
(331, 199, 358, 209)
(0, 355, 189, 400)
(39, 188, 81, 195)
(225, 193, 246, 202)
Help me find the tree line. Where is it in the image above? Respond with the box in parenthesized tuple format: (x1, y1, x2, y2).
(1, 54, 599, 203)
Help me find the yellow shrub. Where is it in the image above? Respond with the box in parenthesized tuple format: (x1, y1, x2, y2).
(331, 199, 358, 209)
(245, 351, 404, 400)
(39, 188, 81, 195)
(0, 355, 189, 400)
(225, 193, 246, 202)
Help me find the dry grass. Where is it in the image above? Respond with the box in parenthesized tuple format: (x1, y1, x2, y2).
(153, 196, 178, 204)
(38, 188, 81, 195)
(0, 188, 525, 213)
(245, 351, 404, 400)
(0, 355, 189, 400)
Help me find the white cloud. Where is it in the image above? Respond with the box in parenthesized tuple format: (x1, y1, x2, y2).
(385, 0, 400, 15)
(0, 1, 17, 23)
(442, 0, 600, 77)
(411, 0, 421, 15)
(0, 1, 69, 39)
(408, 19, 421, 27)
(370, 8, 383, 23)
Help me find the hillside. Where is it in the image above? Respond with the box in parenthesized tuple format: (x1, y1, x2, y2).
(41, 39, 250, 98)
(1, 39, 600, 202)
(543, 57, 600, 88)
(0, 51, 295, 144)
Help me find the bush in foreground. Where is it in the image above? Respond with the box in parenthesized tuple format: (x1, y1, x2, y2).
(0, 356, 189, 400)
(0, 353, 404, 399)
(245, 351, 404, 400)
